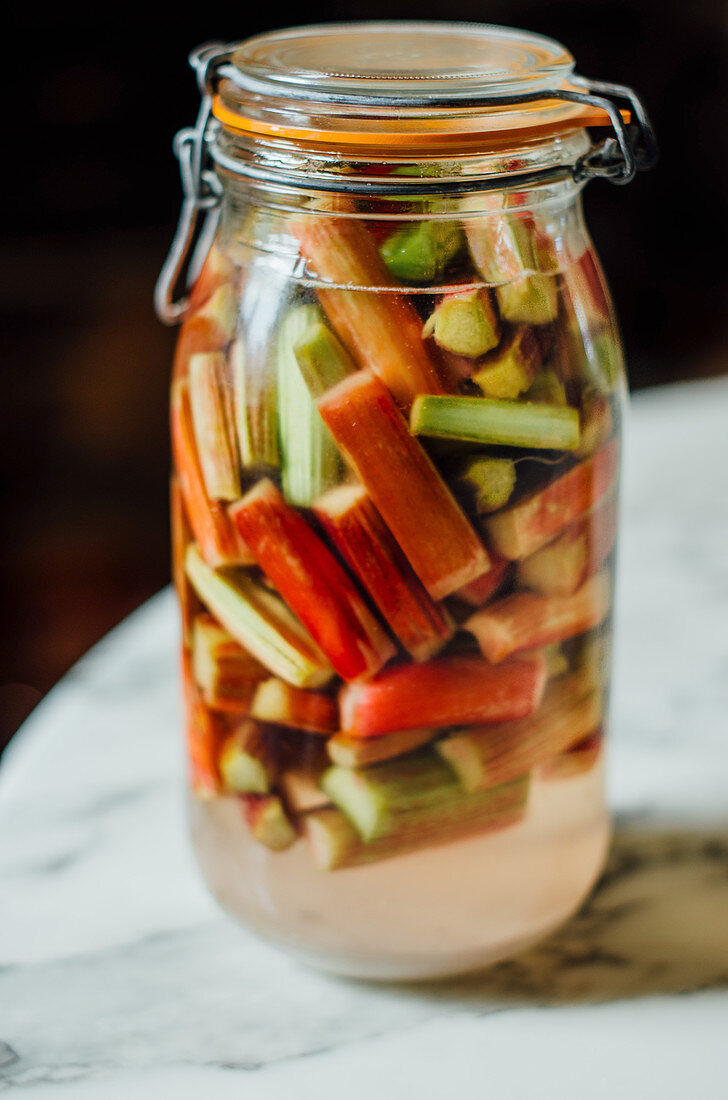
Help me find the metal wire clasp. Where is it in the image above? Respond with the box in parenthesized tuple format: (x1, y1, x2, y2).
(154, 44, 232, 324)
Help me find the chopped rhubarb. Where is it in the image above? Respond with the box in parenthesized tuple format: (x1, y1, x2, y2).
(289, 215, 448, 406)
(230, 479, 395, 681)
(422, 288, 500, 358)
(230, 339, 280, 469)
(184, 544, 333, 688)
(174, 283, 238, 373)
(466, 571, 611, 663)
(293, 314, 357, 398)
(317, 371, 490, 600)
(576, 397, 615, 458)
(453, 554, 511, 607)
(188, 244, 236, 312)
(539, 732, 603, 779)
(458, 456, 517, 513)
(484, 438, 619, 560)
(181, 652, 225, 796)
(380, 220, 464, 284)
(410, 394, 580, 451)
(517, 495, 618, 596)
(280, 765, 332, 813)
(219, 719, 284, 794)
(188, 352, 241, 501)
(437, 676, 602, 792)
(472, 325, 542, 399)
(304, 776, 527, 870)
(192, 613, 268, 713)
(171, 476, 199, 648)
(314, 484, 453, 661)
(241, 794, 297, 851)
(340, 653, 547, 738)
(320, 752, 530, 844)
(277, 305, 341, 505)
(327, 728, 436, 768)
(497, 275, 558, 325)
(250, 678, 339, 735)
(465, 203, 534, 284)
(170, 379, 249, 567)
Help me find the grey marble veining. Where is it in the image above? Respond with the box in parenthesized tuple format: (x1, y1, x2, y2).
(1, 378, 727, 1098)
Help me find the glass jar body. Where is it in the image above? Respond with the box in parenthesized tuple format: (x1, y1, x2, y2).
(171, 167, 622, 979)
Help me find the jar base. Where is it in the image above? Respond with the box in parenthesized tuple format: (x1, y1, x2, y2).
(190, 761, 610, 982)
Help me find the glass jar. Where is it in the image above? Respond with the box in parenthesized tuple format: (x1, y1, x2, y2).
(158, 23, 656, 980)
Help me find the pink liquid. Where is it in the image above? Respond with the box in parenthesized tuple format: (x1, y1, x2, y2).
(189, 760, 609, 980)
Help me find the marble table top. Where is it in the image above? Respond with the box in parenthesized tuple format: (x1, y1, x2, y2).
(2, 377, 727, 1098)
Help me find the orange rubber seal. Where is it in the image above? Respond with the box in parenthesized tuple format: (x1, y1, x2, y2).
(212, 94, 629, 151)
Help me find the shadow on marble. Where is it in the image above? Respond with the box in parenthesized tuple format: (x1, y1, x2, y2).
(398, 825, 728, 1006)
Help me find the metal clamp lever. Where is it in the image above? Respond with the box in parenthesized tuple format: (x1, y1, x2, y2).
(154, 43, 231, 325)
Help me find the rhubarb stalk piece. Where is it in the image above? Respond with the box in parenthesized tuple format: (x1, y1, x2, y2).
(230, 479, 395, 681)
(327, 728, 436, 768)
(340, 653, 547, 737)
(171, 476, 199, 648)
(280, 766, 332, 813)
(485, 439, 619, 560)
(188, 352, 241, 501)
(219, 719, 284, 794)
(496, 275, 558, 325)
(317, 371, 490, 600)
(276, 306, 340, 505)
(289, 215, 448, 406)
(437, 676, 601, 792)
(465, 204, 534, 285)
(454, 555, 511, 607)
(181, 653, 225, 796)
(472, 325, 542, 399)
(188, 244, 236, 312)
(184, 544, 333, 688)
(293, 316, 356, 398)
(517, 496, 618, 596)
(230, 339, 280, 469)
(250, 678, 339, 735)
(319, 752, 530, 844)
(465, 571, 611, 663)
(380, 220, 464, 284)
(175, 283, 238, 371)
(410, 394, 580, 451)
(192, 613, 268, 713)
(576, 398, 615, 458)
(458, 456, 517, 513)
(314, 485, 453, 661)
(241, 794, 297, 851)
(304, 776, 527, 870)
(171, 380, 249, 567)
(525, 367, 567, 406)
(422, 288, 500, 358)
(539, 732, 603, 779)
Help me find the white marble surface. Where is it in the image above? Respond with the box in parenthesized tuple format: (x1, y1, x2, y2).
(1, 377, 728, 1098)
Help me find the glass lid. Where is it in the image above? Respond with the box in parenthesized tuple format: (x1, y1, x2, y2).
(229, 22, 575, 103)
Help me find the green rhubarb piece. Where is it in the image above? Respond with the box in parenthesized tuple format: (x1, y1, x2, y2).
(380, 221, 465, 284)
(293, 318, 356, 398)
(230, 339, 280, 469)
(459, 455, 516, 513)
(525, 367, 567, 406)
(244, 794, 297, 851)
(184, 544, 332, 688)
(410, 395, 581, 451)
(320, 749, 530, 844)
(219, 723, 278, 795)
(276, 306, 341, 505)
(422, 288, 500, 358)
(472, 325, 542, 399)
(497, 275, 558, 325)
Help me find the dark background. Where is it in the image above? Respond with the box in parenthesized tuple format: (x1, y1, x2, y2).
(2, 2, 727, 750)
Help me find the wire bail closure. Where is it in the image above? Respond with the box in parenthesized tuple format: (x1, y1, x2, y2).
(154, 44, 231, 324)
(154, 42, 657, 325)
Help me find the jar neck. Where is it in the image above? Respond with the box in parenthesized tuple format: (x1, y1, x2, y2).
(211, 125, 590, 216)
